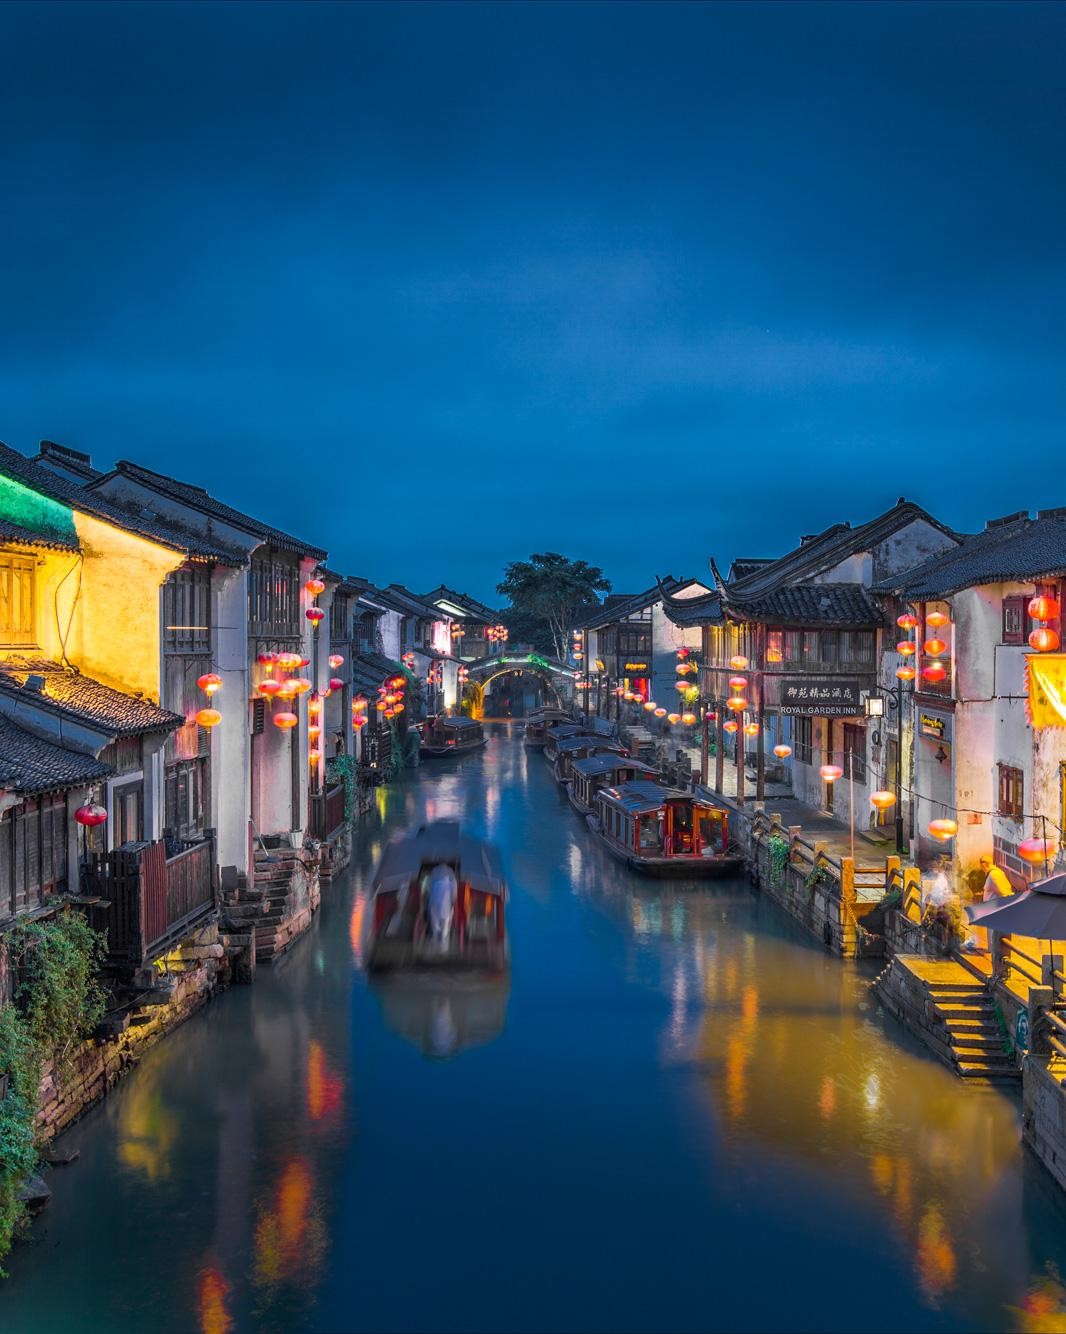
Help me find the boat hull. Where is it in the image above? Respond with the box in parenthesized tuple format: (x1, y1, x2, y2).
(585, 816, 742, 878)
(420, 737, 488, 758)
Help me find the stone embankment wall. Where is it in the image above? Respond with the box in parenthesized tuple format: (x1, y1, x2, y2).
(1023, 1055, 1066, 1191)
(36, 923, 226, 1142)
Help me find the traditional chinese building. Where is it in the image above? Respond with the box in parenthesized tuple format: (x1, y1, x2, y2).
(420, 586, 504, 662)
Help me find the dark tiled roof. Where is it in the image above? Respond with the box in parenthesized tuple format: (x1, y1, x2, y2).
(420, 585, 498, 623)
(873, 510, 1066, 599)
(376, 584, 448, 620)
(34, 440, 104, 483)
(583, 577, 703, 631)
(660, 589, 723, 627)
(731, 582, 884, 626)
(0, 517, 79, 552)
(349, 652, 406, 695)
(728, 558, 774, 582)
(0, 441, 240, 563)
(0, 657, 183, 737)
(0, 715, 112, 794)
(95, 460, 327, 560)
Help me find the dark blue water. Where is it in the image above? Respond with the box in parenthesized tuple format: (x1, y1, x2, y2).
(5, 727, 1066, 1333)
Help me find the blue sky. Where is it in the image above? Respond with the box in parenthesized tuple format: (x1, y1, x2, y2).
(0, 1, 1063, 601)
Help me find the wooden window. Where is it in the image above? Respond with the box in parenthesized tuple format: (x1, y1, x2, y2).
(163, 565, 211, 654)
(765, 630, 783, 664)
(841, 631, 875, 666)
(249, 555, 300, 636)
(794, 716, 813, 765)
(0, 794, 68, 915)
(112, 780, 143, 847)
(0, 553, 36, 648)
(842, 722, 867, 783)
(165, 758, 208, 839)
(1002, 596, 1027, 645)
(998, 764, 1024, 819)
(819, 630, 840, 665)
(330, 591, 350, 641)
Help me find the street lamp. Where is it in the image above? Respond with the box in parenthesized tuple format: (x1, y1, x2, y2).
(865, 682, 908, 856)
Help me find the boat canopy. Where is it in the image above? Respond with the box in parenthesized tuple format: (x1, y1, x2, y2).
(597, 780, 694, 816)
(553, 734, 626, 755)
(438, 716, 482, 731)
(573, 755, 659, 779)
(372, 821, 505, 897)
(529, 707, 570, 722)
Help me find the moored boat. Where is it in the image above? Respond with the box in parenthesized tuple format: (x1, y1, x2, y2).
(364, 821, 509, 972)
(568, 754, 662, 816)
(524, 707, 572, 748)
(420, 714, 487, 757)
(552, 733, 629, 784)
(586, 781, 741, 877)
(542, 723, 591, 763)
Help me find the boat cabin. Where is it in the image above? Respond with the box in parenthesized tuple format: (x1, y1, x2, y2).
(590, 781, 738, 876)
(421, 714, 486, 757)
(366, 821, 508, 971)
(570, 754, 661, 814)
(552, 733, 629, 783)
(542, 723, 591, 763)
(524, 708, 572, 748)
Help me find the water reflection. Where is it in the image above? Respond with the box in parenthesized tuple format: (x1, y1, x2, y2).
(371, 974, 509, 1060)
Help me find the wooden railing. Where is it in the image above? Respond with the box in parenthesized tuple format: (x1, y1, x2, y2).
(310, 784, 347, 840)
(89, 832, 217, 969)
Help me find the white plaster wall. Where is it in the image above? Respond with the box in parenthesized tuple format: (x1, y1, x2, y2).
(212, 566, 251, 874)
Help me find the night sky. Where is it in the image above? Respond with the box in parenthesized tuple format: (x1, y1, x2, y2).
(1, 2, 1063, 602)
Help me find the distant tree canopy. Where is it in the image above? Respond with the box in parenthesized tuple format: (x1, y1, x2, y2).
(497, 553, 611, 661)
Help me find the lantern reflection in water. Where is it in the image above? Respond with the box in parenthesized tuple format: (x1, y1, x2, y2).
(197, 1265, 233, 1334)
(253, 1157, 326, 1296)
(306, 1040, 343, 1121)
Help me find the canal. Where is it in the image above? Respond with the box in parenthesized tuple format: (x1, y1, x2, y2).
(5, 727, 1066, 1332)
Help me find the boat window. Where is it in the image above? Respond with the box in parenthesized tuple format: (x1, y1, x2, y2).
(673, 804, 693, 834)
(638, 813, 663, 851)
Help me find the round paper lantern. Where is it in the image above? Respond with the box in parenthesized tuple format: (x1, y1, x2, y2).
(726, 696, 747, 713)
(644, 701, 657, 712)
(257, 651, 277, 668)
(353, 696, 367, 711)
(926, 610, 949, 630)
(299, 656, 311, 668)
(353, 715, 367, 729)
(922, 661, 947, 684)
(259, 679, 282, 698)
(927, 818, 958, 842)
(1019, 837, 1058, 864)
(293, 678, 312, 695)
(308, 695, 322, 717)
(897, 613, 918, 630)
(870, 790, 896, 811)
(329, 677, 344, 692)
(308, 724, 321, 743)
(896, 641, 916, 656)
(273, 711, 298, 730)
(375, 700, 388, 712)
(277, 652, 301, 672)
(682, 712, 697, 725)
(667, 712, 681, 724)
(729, 656, 749, 670)
(74, 802, 107, 827)
(281, 678, 303, 697)
(328, 654, 344, 670)
(743, 722, 759, 736)
(306, 607, 325, 625)
(393, 702, 405, 714)
(308, 748, 321, 765)
(1029, 626, 1061, 652)
(723, 720, 739, 734)
(924, 638, 948, 658)
(196, 672, 222, 695)
(305, 578, 326, 598)
(773, 744, 792, 759)
(654, 707, 667, 718)
(196, 707, 222, 728)
(896, 665, 916, 681)
(819, 764, 843, 783)
(728, 676, 748, 691)
(1028, 594, 1060, 622)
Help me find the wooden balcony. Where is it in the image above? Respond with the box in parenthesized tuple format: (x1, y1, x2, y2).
(87, 832, 218, 968)
(309, 784, 346, 841)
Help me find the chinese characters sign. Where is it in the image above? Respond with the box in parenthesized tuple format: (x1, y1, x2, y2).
(778, 678, 862, 716)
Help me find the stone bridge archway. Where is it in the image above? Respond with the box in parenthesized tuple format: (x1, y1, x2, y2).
(462, 653, 576, 719)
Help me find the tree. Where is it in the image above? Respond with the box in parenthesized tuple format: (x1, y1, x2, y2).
(497, 553, 611, 661)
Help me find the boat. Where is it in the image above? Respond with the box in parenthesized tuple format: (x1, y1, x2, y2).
(586, 781, 742, 877)
(551, 733, 629, 784)
(364, 821, 509, 972)
(523, 707, 573, 748)
(542, 723, 592, 763)
(568, 754, 662, 816)
(420, 714, 487, 757)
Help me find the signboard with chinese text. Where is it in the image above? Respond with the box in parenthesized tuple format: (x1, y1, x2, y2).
(778, 678, 863, 716)
(919, 712, 951, 742)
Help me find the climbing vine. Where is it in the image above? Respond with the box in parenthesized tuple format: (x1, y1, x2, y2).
(325, 754, 358, 823)
(805, 857, 833, 891)
(767, 834, 789, 890)
(0, 910, 107, 1271)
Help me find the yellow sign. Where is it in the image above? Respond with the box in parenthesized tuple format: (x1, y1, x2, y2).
(624, 662, 648, 672)
(1027, 654, 1066, 728)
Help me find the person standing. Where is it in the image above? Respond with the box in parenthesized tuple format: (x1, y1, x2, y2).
(980, 854, 1014, 902)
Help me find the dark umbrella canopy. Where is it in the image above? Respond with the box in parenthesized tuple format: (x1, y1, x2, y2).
(967, 872, 1066, 937)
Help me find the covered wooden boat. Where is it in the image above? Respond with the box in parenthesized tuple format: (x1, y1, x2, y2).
(552, 733, 629, 784)
(586, 781, 742, 877)
(365, 821, 508, 972)
(524, 708, 572, 748)
(420, 714, 486, 757)
(569, 754, 662, 816)
(542, 723, 590, 763)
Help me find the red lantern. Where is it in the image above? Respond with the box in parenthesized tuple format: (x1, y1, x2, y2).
(1029, 627, 1060, 652)
(393, 703, 405, 714)
(926, 610, 949, 630)
(773, 744, 792, 759)
(723, 720, 739, 734)
(819, 764, 843, 783)
(870, 790, 896, 812)
(308, 694, 322, 718)
(196, 707, 222, 728)
(257, 651, 277, 668)
(353, 715, 367, 729)
(197, 672, 222, 695)
(922, 661, 947, 684)
(729, 655, 749, 670)
(728, 676, 748, 691)
(329, 677, 344, 692)
(681, 712, 697, 725)
(896, 666, 916, 681)
(305, 578, 326, 598)
(897, 613, 918, 630)
(306, 607, 325, 625)
(277, 652, 301, 672)
(308, 725, 321, 743)
(726, 696, 747, 713)
(74, 802, 107, 827)
(896, 641, 916, 656)
(308, 748, 321, 765)
(259, 679, 282, 698)
(1019, 837, 1058, 864)
(1028, 595, 1060, 622)
(743, 722, 759, 736)
(924, 638, 948, 658)
(273, 711, 298, 730)
(654, 707, 667, 717)
(927, 818, 958, 842)
(299, 656, 311, 668)
(328, 654, 344, 670)
(674, 680, 689, 692)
